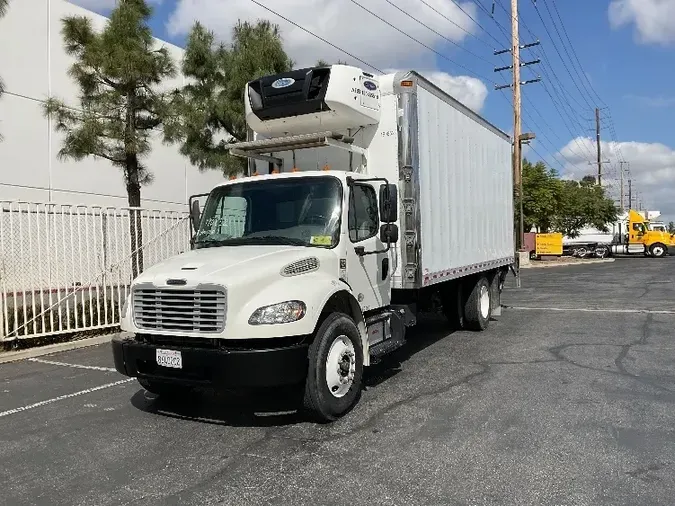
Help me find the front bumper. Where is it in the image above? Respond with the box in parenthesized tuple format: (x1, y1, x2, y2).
(112, 333, 309, 388)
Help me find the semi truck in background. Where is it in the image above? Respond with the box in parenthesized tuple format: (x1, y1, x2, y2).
(112, 64, 515, 422)
(563, 209, 675, 258)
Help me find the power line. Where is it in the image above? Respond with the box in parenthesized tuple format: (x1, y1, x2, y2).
(490, 0, 607, 167)
(252, 0, 592, 185)
(414, 0, 495, 49)
(347, 0, 497, 82)
(530, 0, 595, 110)
(384, 0, 494, 64)
(481, 0, 594, 149)
(492, 0, 595, 117)
(449, 0, 509, 47)
(248, 0, 383, 73)
(547, 0, 606, 108)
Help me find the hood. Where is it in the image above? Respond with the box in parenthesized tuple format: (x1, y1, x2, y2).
(134, 245, 332, 287)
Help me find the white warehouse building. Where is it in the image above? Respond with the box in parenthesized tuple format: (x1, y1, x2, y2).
(0, 0, 228, 341)
(0, 0, 226, 211)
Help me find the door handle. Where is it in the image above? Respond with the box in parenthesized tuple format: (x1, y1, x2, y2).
(381, 258, 389, 280)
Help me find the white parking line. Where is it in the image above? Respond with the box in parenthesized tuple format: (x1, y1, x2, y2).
(506, 306, 675, 315)
(28, 358, 117, 372)
(0, 378, 135, 418)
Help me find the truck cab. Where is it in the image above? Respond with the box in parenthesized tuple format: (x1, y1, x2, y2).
(628, 210, 674, 257)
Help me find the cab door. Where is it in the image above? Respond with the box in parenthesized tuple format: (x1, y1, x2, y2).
(344, 182, 391, 312)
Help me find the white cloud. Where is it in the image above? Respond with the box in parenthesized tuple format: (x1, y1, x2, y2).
(557, 137, 675, 219)
(608, 0, 675, 45)
(166, 0, 478, 71)
(422, 71, 488, 113)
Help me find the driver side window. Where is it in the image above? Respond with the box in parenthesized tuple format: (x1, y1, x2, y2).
(348, 184, 379, 243)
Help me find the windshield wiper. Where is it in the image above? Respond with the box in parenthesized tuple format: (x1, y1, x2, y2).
(196, 236, 308, 247)
(229, 236, 308, 246)
(194, 238, 231, 248)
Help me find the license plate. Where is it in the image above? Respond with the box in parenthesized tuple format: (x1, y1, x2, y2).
(156, 348, 182, 369)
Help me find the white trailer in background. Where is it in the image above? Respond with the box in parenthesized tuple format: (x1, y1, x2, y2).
(113, 65, 515, 421)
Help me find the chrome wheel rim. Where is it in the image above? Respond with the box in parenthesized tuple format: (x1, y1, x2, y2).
(325, 335, 356, 398)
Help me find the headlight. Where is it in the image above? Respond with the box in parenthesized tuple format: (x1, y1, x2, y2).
(248, 301, 306, 325)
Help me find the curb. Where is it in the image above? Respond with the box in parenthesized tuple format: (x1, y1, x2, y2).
(521, 258, 615, 269)
(0, 334, 115, 365)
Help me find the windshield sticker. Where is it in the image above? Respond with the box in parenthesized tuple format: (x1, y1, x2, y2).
(310, 235, 332, 246)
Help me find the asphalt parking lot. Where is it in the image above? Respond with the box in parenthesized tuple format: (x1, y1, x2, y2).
(2, 257, 675, 506)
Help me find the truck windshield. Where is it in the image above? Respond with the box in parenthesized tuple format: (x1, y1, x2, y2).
(194, 176, 343, 249)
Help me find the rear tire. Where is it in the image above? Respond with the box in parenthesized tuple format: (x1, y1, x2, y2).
(464, 276, 492, 331)
(302, 313, 364, 423)
(574, 247, 590, 259)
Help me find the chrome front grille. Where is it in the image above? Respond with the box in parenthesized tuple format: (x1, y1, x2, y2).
(132, 285, 226, 333)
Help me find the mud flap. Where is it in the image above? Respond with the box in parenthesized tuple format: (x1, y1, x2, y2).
(490, 271, 502, 318)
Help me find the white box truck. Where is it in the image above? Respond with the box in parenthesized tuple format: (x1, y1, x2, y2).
(112, 65, 515, 422)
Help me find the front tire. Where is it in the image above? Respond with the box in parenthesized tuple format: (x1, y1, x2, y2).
(464, 276, 492, 331)
(649, 243, 667, 258)
(302, 313, 364, 423)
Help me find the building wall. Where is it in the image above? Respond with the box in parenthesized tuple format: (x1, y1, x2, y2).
(0, 0, 226, 212)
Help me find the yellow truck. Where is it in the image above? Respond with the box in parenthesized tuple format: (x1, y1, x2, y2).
(626, 210, 675, 258)
(563, 209, 675, 259)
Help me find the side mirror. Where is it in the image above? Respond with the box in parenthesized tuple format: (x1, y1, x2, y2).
(190, 199, 201, 234)
(380, 223, 399, 244)
(379, 183, 398, 223)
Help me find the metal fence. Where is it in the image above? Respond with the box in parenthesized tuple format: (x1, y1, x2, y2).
(0, 201, 191, 342)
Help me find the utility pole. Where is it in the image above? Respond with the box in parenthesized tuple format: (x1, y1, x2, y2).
(619, 161, 629, 212)
(512, 0, 521, 199)
(628, 179, 632, 210)
(595, 108, 602, 186)
(494, 0, 540, 253)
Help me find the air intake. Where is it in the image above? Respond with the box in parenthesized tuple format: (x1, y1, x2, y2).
(281, 257, 320, 277)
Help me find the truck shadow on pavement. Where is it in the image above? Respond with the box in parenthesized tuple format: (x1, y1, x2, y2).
(129, 313, 458, 427)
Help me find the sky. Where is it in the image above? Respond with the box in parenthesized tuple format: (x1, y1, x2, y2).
(73, 0, 675, 221)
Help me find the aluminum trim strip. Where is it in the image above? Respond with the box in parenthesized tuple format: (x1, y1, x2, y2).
(422, 257, 514, 286)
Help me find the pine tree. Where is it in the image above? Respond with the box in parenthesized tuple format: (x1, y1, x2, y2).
(43, 0, 175, 278)
(164, 20, 293, 176)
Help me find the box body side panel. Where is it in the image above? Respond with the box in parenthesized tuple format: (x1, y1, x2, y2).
(415, 85, 514, 285)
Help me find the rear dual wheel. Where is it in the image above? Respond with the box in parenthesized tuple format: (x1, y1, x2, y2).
(442, 275, 493, 331)
(463, 276, 492, 331)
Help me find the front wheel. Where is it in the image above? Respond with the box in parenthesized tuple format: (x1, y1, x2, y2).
(649, 243, 667, 258)
(302, 313, 364, 423)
